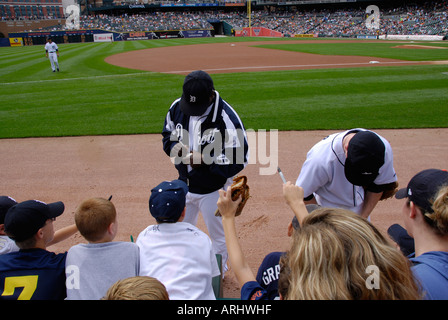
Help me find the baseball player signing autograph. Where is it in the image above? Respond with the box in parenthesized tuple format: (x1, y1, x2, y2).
(295, 129, 398, 219)
(162, 70, 249, 272)
(44, 38, 59, 72)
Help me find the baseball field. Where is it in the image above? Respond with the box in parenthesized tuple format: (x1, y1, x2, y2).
(1, 37, 448, 299)
(1, 37, 448, 137)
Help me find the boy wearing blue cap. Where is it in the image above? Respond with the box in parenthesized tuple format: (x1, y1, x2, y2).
(136, 179, 220, 300)
(0, 199, 72, 300)
(0, 196, 77, 257)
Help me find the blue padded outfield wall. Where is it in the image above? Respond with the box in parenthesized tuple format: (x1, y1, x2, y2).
(7, 28, 213, 46)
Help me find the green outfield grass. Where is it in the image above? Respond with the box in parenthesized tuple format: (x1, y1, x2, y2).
(256, 41, 448, 61)
(1, 37, 447, 138)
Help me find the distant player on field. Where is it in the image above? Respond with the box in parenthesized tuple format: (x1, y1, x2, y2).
(45, 37, 60, 72)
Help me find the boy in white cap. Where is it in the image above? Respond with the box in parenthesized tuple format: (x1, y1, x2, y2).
(136, 179, 220, 300)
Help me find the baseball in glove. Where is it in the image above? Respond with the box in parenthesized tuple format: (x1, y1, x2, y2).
(215, 175, 250, 217)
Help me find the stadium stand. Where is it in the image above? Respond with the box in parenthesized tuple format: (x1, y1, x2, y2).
(2, 1, 447, 42)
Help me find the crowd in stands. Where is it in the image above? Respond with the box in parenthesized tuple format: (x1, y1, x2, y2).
(60, 1, 448, 36)
(1, 15, 60, 21)
(77, 11, 214, 31)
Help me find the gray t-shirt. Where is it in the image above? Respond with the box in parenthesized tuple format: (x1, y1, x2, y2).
(65, 241, 140, 300)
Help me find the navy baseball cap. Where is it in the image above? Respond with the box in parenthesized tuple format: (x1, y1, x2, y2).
(395, 168, 448, 213)
(4, 200, 65, 242)
(0, 196, 17, 224)
(345, 131, 385, 186)
(149, 180, 188, 223)
(179, 70, 214, 116)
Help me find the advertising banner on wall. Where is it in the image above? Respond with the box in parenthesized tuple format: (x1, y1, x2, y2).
(9, 28, 212, 44)
(9, 37, 23, 46)
(114, 29, 212, 41)
(235, 27, 283, 38)
(379, 34, 444, 41)
(94, 33, 113, 42)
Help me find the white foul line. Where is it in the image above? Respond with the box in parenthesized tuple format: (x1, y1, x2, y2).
(164, 60, 433, 74)
(2, 60, 443, 84)
(0, 72, 151, 85)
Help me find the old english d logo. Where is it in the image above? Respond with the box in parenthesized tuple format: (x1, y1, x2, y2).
(190, 95, 196, 103)
(199, 128, 219, 145)
(175, 123, 183, 141)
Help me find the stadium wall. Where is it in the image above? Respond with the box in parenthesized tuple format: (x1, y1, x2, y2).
(235, 27, 283, 37)
(379, 34, 445, 41)
(6, 28, 213, 46)
(0, 19, 66, 39)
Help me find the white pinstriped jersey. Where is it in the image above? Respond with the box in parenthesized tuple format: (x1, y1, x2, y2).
(45, 42, 58, 53)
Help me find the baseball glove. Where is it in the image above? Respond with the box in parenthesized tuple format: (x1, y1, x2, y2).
(380, 181, 399, 201)
(215, 175, 250, 217)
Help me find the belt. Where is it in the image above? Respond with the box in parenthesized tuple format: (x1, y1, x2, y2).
(49, 52, 55, 53)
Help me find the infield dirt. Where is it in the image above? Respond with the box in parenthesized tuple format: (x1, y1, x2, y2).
(105, 40, 441, 75)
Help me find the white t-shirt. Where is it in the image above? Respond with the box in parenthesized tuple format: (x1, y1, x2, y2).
(0, 235, 19, 255)
(136, 222, 220, 300)
(296, 129, 396, 214)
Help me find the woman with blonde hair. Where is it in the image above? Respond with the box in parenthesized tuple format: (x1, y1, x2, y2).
(218, 181, 421, 300)
(395, 168, 448, 299)
(282, 207, 420, 300)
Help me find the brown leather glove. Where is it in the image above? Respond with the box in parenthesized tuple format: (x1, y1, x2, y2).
(215, 176, 250, 217)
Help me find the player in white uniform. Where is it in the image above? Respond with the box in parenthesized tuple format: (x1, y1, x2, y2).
(136, 180, 220, 300)
(44, 38, 59, 72)
(295, 128, 397, 219)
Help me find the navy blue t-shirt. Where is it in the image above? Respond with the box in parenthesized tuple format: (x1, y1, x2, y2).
(0, 248, 67, 300)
